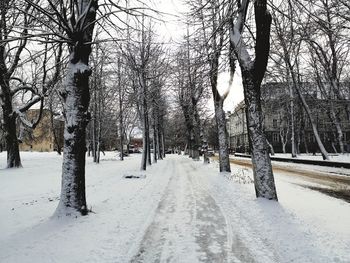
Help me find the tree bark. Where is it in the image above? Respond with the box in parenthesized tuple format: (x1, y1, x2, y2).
(214, 99, 231, 172)
(266, 138, 275, 156)
(1, 89, 22, 168)
(55, 0, 98, 216)
(242, 71, 278, 200)
(118, 57, 124, 161)
(288, 81, 297, 157)
(230, 0, 277, 200)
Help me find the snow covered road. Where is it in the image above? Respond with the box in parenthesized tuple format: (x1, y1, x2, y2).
(1, 152, 350, 262)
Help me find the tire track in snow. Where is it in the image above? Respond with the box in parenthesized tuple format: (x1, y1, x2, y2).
(187, 161, 279, 263)
(185, 163, 255, 263)
(130, 157, 201, 262)
(131, 156, 256, 262)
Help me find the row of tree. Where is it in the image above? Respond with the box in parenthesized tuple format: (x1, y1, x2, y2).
(266, 0, 350, 159)
(0, 0, 171, 216)
(173, 0, 278, 200)
(2, 0, 349, 214)
(176, 0, 350, 201)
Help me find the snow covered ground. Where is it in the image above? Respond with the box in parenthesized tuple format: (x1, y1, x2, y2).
(271, 153, 350, 162)
(0, 151, 349, 262)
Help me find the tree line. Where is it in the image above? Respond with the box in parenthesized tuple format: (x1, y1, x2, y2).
(1, 0, 349, 215)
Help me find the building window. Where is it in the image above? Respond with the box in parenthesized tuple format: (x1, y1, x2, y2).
(273, 119, 278, 129)
(273, 133, 279, 142)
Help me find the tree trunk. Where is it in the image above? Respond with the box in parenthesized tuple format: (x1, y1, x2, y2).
(192, 107, 201, 161)
(282, 41, 329, 159)
(141, 113, 148, 170)
(146, 113, 152, 166)
(49, 101, 62, 155)
(56, 59, 91, 216)
(118, 58, 124, 161)
(161, 128, 165, 158)
(141, 88, 148, 170)
(266, 138, 275, 156)
(331, 141, 338, 153)
(3, 107, 22, 168)
(229, 0, 277, 200)
(96, 90, 101, 164)
(329, 106, 344, 153)
(242, 71, 278, 200)
(0, 70, 22, 168)
(119, 119, 124, 161)
(92, 89, 97, 162)
(157, 121, 162, 160)
(152, 110, 158, 163)
(55, 0, 97, 216)
(295, 85, 329, 160)
(214, 99, 231, 172)
(288, 81, 297, 157)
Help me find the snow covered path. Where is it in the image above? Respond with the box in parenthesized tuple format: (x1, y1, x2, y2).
(1, 152, 350, 262)
(131, 157, 272, 262)
(131, 156, 350, 263)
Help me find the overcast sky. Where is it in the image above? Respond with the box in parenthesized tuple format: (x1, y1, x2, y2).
(152, 0, 245, 112)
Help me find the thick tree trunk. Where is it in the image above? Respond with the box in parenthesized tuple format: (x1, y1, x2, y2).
(0, 4, 26, 169)
(242, 71, 278, 200)
(3, 109, 22, 168)
(55, 0, 97, 216)
(56, 59, 91, 216)
(214, 99, 231, 172)
(141, 129, 147, 170)
(229, 0, 277, 200)
(192, 130, 200, 161)
(1, 82, 21, 168)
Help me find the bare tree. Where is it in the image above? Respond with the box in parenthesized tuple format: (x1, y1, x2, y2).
(229, 0, 278, 200)
(189, 0, 232, 172)
(20, 0, 99, 215)
(1, 1, 63, 167)
(173, 29, 208, 162)
(299, 0, 349, 154)
(124, 16, 166, 170)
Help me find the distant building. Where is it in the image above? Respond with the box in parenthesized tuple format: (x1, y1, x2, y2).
(227, 101, 248, 153)
(19, 109, 64, 152)
(227, 82, 350, 153)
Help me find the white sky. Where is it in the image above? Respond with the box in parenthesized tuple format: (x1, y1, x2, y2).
(152, 0, 245, 112)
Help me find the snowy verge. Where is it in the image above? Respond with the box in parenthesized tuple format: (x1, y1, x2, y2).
(0, 152, 171, 263)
